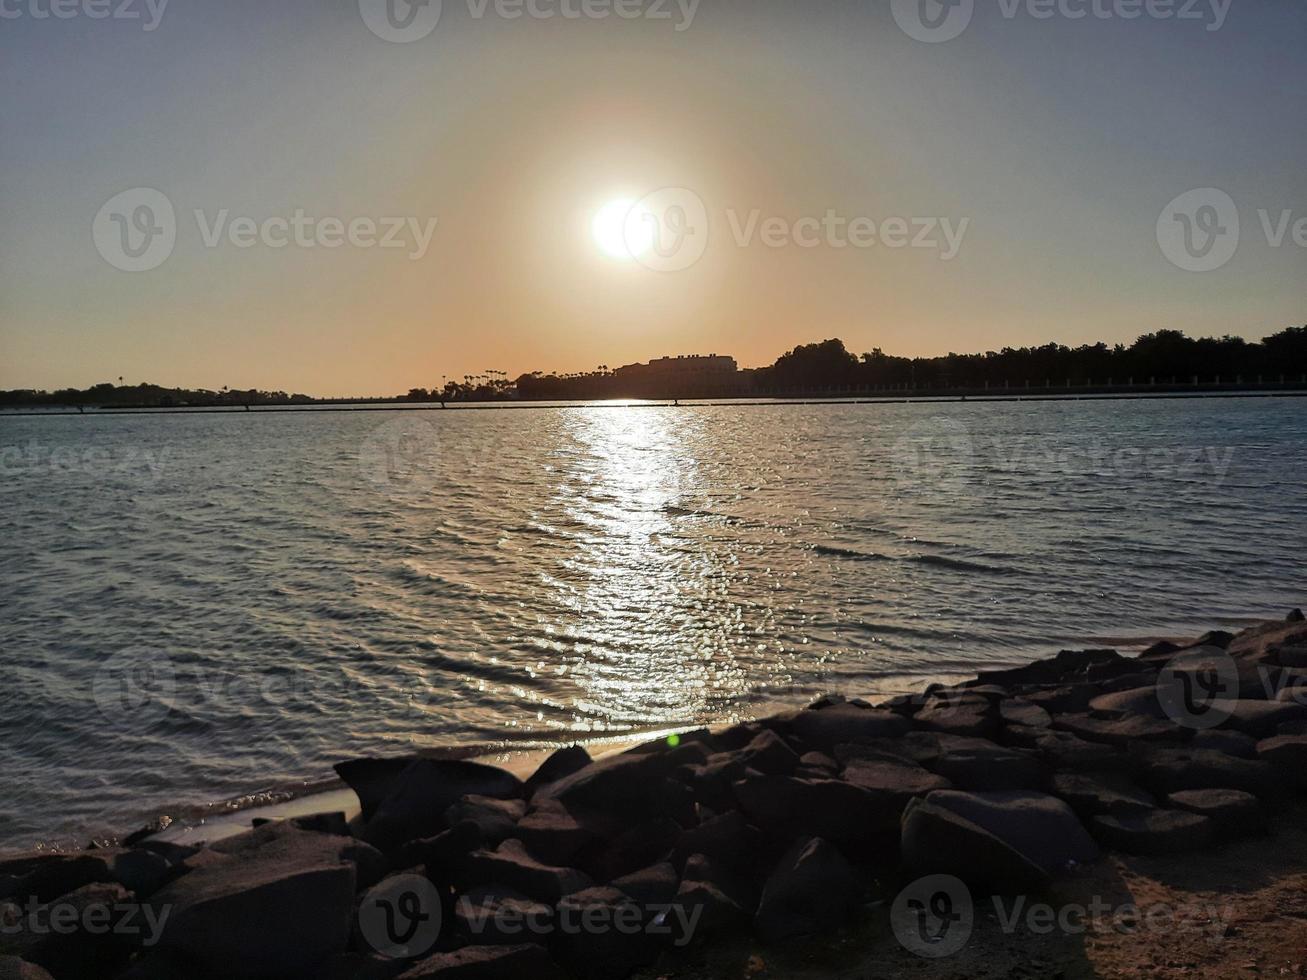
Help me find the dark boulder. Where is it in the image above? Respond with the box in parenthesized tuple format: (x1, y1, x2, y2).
(1052, 713, 1186, 746)
(360, 760, 523, 853)
(452, 885, 553, 947)
(1050, 772, 1156, 817)
(789, 705, 910, 751)
(1133, 747, 1277, 796)
(669, 810, 755, 872)
(335, 757, 422, 822)
(10, 882, 134, 979)
(1221, 700, 1307, 738)
(609, 862, 678, 906)
(900, 796, 1048, 892)
(146, 828, 359, 977)
(923, 790, 1098, 876)
(914, 694, 996, 739)
(444, 796, 526, 847)
(1091, 810, 1215, 855)
(732, 775, 901, 843)
(393, 822, 482, 881)
(534, 751, 672, 821)
(513, 800, 605, 868)
(0, 851, 119, 904)
(999, 698, 1052, 729)
(671, 854, 754, 939)
(928, 735, 1048, 791)
(754, 837, 861, 941)
(1166, 789, 1265, 840)
(463, 840, 591, 904)
(581, 818, 681, 882)
(840, 758, 951, 816)
(524, 746, 593, 797)
(551, 886, 658, 980)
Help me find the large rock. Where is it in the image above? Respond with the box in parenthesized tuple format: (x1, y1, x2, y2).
(975, 649, 1135, 688)
(669, 811, 755, 872)
(1091, 810, 1215, 855)
(1031, 730, 1126, 771)
(927, 736, 1047, 791)
(914, 694, 996, 739)
(1088, 687, 1166, 719)
(839, 758, 951, 816)
(1222, 699, 1307, 738)
(923, 791, 1098, 877)
(146, 827, 359, 977)
(1050, 772, 1155, 816)
(358, 759, 523, 853)
(524, 747, 592, 798)
(789, 705, 910, 751)
(211, 821, 386, 890)
(900, 796, 1048, 892)
(463, 839, 590, 903)
(513, 801, 604, 867)
(753, 837, 861, 941)
(444, 796, 526, 847)
(335, 756, 423, 822)
(671, 854, 754, 938)
(732, 775, 900, 843)
(609, 862, 678, 906)
(551, 886, 658, 980)
(396, 944, 562, 979)
(999, 698, 1053, 729)
(1166, 789, 1265, 840)
(0, 851, 119, 904)
(1052, 713, 1185, 746)
(6, 882, 134, 978)
(1133, 747, 1277, 796)
(534, 751, 672, 821)
(452, 885, 553, 947)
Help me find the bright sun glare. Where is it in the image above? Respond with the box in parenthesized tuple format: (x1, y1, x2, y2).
(592, 198, 655, 261)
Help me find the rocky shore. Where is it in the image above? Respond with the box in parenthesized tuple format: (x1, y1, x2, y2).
(4, 612, 1307, 980)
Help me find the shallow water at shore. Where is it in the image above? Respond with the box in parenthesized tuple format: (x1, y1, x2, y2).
(1, 398, 1304, 847)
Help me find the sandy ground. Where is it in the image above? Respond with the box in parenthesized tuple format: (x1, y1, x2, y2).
(638, 807, 1307, 979)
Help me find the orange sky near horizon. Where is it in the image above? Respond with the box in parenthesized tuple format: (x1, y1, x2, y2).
(2, 2, 1303, 397)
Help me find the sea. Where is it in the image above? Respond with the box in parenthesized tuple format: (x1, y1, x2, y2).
(2, 396, 1304, 846)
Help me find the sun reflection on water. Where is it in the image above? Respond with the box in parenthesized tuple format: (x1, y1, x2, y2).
(547, 407, 748, 731)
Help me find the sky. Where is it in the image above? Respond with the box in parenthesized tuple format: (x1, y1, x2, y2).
(1, 0, 1304, 396)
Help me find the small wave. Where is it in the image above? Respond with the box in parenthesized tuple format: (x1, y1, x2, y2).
(908, 554, 1014, 575)
(811, 544, 1013, 576)
(811, 544, 890, 561)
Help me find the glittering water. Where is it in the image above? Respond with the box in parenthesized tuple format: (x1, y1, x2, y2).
(2, 398, 1304, 846)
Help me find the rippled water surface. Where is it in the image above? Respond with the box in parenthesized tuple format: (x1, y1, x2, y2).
(2, 398, 1304, 846)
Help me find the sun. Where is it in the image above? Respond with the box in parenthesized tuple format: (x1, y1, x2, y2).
(591, 198, 655, 261)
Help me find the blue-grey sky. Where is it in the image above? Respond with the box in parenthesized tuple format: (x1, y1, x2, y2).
(2, 0, 1303, 394)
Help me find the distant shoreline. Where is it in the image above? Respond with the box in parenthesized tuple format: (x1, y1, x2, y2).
(4, 385, 1307, 417)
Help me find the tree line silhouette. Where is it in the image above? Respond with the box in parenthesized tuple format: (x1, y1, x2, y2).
(4, 326, 1304, 408)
